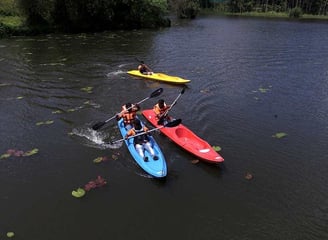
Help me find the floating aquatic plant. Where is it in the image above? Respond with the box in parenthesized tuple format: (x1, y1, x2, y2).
(93, 156, 108, 163)
(245, 172, 253, 180)
(212, 146, 222, 152)
(23, 148, 39, 156)
(52, 110, 63, 114)
(80, 86, 93, 93)
(259, 87, 270, 93)
(84, 176, 107, 191)
(7, 232, 15, 238)
(0, 153, 11, 159)
(36, 120, 54, 126)
(111, 153, 120, 160)
(71, 188, 86, 198)
(0, 148, 39, 159)
(72, 176, 107, 198)
(272, 132, 288, 139)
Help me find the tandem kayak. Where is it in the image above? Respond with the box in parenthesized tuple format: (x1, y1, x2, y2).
(117, 118, 167, 178)
(142, 109, 224, 164)
(127, 70, 191, 84)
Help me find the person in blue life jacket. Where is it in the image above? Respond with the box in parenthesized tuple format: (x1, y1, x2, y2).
(138, 61, 153, 75)
(125, 119, 158, 161)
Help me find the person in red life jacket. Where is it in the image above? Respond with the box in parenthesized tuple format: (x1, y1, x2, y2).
(116, 102, 140, 130)
(138, 61, 153, 75)
(153, 99, 171, 125)
(125, 119, 158, 161)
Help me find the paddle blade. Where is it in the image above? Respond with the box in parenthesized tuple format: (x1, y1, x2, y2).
(150, 88, 163, 98)
(181, 87, 186, 94)
(92, 121, 105, 130)
(164, 119, 181, 128)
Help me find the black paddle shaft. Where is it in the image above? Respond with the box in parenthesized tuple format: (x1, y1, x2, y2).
(92, 88, 163, 130)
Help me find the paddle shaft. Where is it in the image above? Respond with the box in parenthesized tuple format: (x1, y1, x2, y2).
(111, 119, 181, 144)
(159, 88, 185, 120)
(92, 88, 163, 130)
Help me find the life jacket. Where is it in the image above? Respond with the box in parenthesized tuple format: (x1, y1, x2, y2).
(154, 103, 167, 116)
(133, 127, 149, 145)
(122, 111, 136, 125)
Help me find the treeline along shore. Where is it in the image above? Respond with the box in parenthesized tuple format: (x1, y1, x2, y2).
(1, 0, 328, 38)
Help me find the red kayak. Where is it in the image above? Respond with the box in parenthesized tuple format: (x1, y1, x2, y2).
(142, 109, 224, 164)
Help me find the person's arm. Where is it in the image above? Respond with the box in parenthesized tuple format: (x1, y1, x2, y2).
(153, 105, 160, 116)
(125, 129, 135, 139)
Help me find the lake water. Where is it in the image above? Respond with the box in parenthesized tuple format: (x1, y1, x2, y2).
(1, 16, 328, 239)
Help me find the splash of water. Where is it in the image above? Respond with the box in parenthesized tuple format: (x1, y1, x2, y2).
(71, 126, 122, 149)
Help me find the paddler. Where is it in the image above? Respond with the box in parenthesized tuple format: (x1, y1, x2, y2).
(153, 99, 171, 125)
(138, 61, 153, 75)
(116, 102, 140, 130)
(125, 119, 158, 161)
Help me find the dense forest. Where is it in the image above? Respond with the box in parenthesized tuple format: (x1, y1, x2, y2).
(217, 0, 328, 15)
(1, 0, 328, 37)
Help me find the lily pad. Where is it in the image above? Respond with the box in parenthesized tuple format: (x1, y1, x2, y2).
(80, 86, 93, 93)
(7, 232, 15, 238)
(272, 132, 288, 139)
(36, 120, 54, 126)
(0, 153, 11, 159)
(52, 110, 63, 114)
(212, 145, 222, 152)
(259, 87, 269, 93)
(191, 159, 200, 164)
(23, 148, 39, 156)
(72, 188, 86, 198)
(93, 156, 108, 163)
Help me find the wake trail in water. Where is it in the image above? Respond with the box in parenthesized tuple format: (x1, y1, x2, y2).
(71, 125, 122, 149)
(106, 70, 125, 77)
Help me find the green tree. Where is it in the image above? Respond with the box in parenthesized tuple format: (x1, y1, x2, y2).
(17, 0, 170, 32)
(169, 0, 200, 18)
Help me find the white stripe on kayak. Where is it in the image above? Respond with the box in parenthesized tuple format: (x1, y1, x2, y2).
(199, 149, 210, 153)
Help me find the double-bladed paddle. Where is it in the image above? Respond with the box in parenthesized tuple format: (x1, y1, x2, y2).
(157, 87, 186, 125)
(109, 119, 182, 144)
(92, 88, 163, 130)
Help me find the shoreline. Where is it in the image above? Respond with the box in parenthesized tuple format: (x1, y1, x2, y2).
(1, 11, 328, 38)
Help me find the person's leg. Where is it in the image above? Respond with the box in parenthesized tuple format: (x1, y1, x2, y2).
(136, 144, 147, 161)
(144, 142, 158, 160)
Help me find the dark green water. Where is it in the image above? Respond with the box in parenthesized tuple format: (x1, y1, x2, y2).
(1, 16, 328, 239)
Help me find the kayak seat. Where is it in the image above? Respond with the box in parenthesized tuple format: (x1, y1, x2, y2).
(175, 128, 189, 142)
(175, 128, 209, 150)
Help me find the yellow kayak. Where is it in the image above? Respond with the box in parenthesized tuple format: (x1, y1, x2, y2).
(127, 70, 191, 84)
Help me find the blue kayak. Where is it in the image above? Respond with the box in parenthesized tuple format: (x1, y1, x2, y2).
(117, 118, 167, 178)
